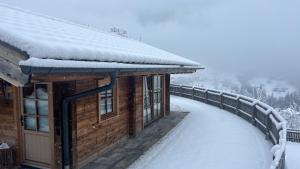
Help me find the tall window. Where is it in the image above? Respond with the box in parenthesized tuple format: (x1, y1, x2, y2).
(23, 84, 49, 132)
(143, 75, 163, 126)
(98, 79, 117, 120)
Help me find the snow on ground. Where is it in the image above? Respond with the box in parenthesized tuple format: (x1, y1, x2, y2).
(130, 96, 272, 169)
(286, 142, 300, 169)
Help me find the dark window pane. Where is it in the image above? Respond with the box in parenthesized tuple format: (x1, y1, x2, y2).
(25, 116, 36, 131)
(23, 85, 35, 99)
(36, 84, 48, 99)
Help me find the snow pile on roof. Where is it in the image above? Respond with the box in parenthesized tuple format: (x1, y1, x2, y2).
(20, 57, 198, 69)
(0, 3, 200, 67)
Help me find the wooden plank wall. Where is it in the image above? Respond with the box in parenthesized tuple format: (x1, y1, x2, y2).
(74, 76, 134, 167)
(0, 86, 20, 163)
(133, 76, 144, 134)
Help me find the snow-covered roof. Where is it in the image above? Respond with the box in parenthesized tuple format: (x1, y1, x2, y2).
(0, 3, 201, 69)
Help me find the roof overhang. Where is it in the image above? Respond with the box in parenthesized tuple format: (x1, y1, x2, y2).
(19, 58, 203, 75)
(0, 56, 29, 86)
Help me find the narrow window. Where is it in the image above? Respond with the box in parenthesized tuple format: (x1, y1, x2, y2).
(98, 79, 117, 121)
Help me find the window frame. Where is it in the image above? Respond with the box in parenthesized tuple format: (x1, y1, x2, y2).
(97, 78, 118, 122)
(22, 83, 50, 133)
(143, 75, 164, 126)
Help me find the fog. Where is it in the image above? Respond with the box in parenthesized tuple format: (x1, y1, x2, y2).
(2, 0, 300, 83)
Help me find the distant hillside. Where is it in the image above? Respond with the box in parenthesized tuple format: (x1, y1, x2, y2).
(171, 69, 300, 129)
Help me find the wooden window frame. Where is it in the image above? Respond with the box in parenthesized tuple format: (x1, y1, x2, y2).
(97, 78, 118, 122)
(22, 83, 50, 133)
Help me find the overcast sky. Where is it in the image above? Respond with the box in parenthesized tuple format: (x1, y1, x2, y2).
(2, 0, 300, 81)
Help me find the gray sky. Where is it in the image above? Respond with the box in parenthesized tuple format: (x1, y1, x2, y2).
(2, 0, 300, 81)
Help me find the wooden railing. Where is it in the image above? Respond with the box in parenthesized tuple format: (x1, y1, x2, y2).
(170, 84, 287, 169)
(287, 129, 300, 143)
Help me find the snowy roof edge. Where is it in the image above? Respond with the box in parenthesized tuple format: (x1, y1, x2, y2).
(0, 3, 202, 67)
(19, 58, 203, 75)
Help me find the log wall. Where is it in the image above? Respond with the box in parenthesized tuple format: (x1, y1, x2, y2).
(0, 85, 20, 164)
(75, 76, 139, 167)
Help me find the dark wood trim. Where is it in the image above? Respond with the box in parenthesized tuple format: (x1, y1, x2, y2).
(13, 86, 22, 164)
(48, 83, 56, 169)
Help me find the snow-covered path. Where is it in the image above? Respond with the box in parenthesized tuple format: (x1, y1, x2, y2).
(130, 96, 272, 169)
(286, 142, 300, 169)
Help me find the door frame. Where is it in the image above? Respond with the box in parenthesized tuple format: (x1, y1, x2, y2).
(19, 82, 55, 169)
(142, 75, 165, 127)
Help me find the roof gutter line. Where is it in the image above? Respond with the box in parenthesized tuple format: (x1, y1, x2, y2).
(62, 71, 117, 169)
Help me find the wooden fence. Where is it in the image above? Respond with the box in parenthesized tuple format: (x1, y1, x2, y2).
(287, 129, 300, 142)
(170, 84, 287, 169)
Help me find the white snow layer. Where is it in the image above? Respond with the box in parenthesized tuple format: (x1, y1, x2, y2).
(286, 142, 300, 169)
(130, 96, 272, 169)
(0, 3, 200, 67)
(19, 57, 198, 69)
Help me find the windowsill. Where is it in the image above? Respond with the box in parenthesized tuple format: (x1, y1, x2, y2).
(101, 112, 117, 120)
(92, 112, 119, 128)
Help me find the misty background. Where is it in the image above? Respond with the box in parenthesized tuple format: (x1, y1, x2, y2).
(1, 0, 300, 128)
(2, 0, 300, 85)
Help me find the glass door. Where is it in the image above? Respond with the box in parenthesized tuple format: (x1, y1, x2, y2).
(22, 83, 51, 167)
(143, 76, 163, 126)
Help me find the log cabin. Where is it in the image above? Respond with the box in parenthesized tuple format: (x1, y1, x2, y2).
(0, 4, 202, 169)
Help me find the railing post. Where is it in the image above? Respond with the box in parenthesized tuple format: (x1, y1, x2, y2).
(265, 113, 271, 141)
(205, 90, 208, 103)
(192, 87, 195, 100)
(236, 97, 240, 116)
(179, 85, 183, 97)
(252, 103, 257, 126)
(220, 92, 224, 109)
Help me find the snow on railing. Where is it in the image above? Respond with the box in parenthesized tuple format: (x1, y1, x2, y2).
(170, 84, 287, 169)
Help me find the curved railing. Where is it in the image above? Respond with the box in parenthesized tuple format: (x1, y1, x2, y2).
(170, 84, 287, 169)
(287, 129, 300, 142)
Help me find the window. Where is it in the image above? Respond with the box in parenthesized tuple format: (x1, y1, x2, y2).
(98, 79, 117, 120)
(143, 75, 163, 126)
(23, 83, 49, 132)
(0, 80, 13, 106)
(100, 89, 113, 115)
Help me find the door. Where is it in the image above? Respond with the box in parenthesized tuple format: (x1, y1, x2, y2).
(21, 83, 52, 168)
(143, 76, 163, 126)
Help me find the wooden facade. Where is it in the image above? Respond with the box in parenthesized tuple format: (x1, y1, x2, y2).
(0, 27, 196, 168)
(0, 72, 171, 169)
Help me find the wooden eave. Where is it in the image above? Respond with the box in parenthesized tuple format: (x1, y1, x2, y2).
(0, 41, 29, 87)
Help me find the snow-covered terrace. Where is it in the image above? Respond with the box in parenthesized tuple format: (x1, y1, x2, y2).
(131, 96, 273, 169)
(130, 85, 291, 169)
